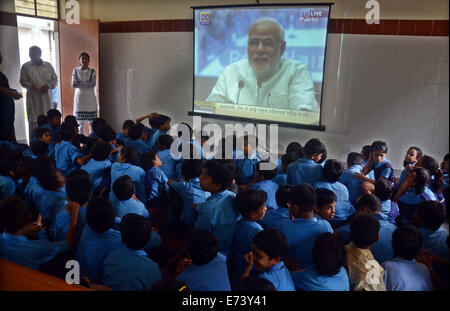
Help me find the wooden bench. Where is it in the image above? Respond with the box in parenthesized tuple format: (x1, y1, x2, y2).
(0, 258, 93, 291)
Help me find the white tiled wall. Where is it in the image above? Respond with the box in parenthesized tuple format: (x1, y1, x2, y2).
(99, 32, 449, 170)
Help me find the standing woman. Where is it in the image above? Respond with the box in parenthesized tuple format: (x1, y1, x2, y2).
(72, 52, 98, 135)
(0, 52, 23, 142)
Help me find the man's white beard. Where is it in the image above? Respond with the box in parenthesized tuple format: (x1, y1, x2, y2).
(250, 58, 282, 81)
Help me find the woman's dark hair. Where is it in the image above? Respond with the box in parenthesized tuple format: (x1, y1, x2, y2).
(411, 167, 430, 196)
(420, 155, 444, 193)
(79, 52, 90, 60)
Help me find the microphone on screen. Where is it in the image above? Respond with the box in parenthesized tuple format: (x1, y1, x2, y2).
(236, 80, 245, 105)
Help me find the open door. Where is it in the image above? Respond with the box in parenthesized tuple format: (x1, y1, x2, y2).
(58, 19, 99, 131)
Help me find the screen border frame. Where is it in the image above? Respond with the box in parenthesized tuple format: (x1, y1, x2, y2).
(191, 2, 334, 132)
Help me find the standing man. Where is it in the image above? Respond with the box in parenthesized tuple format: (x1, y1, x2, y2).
(20, 46, 58, 140)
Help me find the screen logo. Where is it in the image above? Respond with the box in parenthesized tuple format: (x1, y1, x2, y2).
(298, 10, 322, 23)
(199, 12, 211, 25)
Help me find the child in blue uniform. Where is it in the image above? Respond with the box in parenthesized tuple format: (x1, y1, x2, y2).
(35, 109, 61, 146)
(286, 138, 326, 186)
(273, 152, 299, 186)
(95, 124, 121, 163)
(417, 155, 445, 206)
(234, 135, 260, 186)
(242, 228, 295, 291)
(279, 184, 333, 268)
(28, 141, 49, 158)
(396, 146, 422, 189)
(156, 134, 176, 179)
(259, 185, 291, 229)
(102, 214, 162, 290)
(112, 175, 149, 218)
(230, 189, 267, 289)
(314, 188, 336, 222)
(176, 229, 231, 291)
(292, 232, 349, 291)
(116, 120, 135, 146)
(374, 177, 399, 224)
(340, 152, 364, 204)
(81, 142, 112, 193)
(124, 123, 152, 157)
(147, 114, 171, 152)
(250, 161, 279, 210)
(25, 127, 53, 158)
(0, 151, 21, 199)
(141, 151, 169, 206)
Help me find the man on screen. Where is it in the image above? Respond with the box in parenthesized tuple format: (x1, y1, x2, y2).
(206, 17, 319, 112)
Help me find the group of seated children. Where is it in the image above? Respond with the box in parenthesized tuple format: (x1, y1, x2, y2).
(0, 109, 448, 292)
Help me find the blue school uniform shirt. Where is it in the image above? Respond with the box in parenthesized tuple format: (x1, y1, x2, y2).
(146, 166, 169, 202)
(339, 165, 363, 205)
(169, 178, 211, 227)
(195, 190, 238, 258)
(292, 266, 350, 291)
(110, 162, 146, 204)
(42, 123, 58, 146)
(444, 173, 449, 190)
(370, 159, 395, 182)
(234, 150, 260, 185)
(114, 198, 149, 218)
(286, 158, 322, 186)
(259, 208, 290, 230)
(81, 159, 112, 191)
(0, 140, 25, 151)
(272, 173, 286, 186)
(54, 141, 84, 176)
(313, 180, 355, 223)
(370, 213, 396, 264)
(32, 186, 67, 235)
(0, 175, 16, 199)
(157, 149, 176, 179)
(279, 217, 333, 268)
(116, 132, 126, 145)
(418, 227, 449, 261)
(250, 180, 279, 209)
(75, 224, 123, 284)
(176, 253, 231, 291)
(276, 158, 282, 175)
(398, 186, 437, 205)
(102, 247, 162, 291)
(258, 261, 296, 291)
(124, 138, 151, 155)
(53, 205, 87, 250)
(382, 257, 433, 291)
(0, 232, 69, 270)
(148, 129, 166, 152)
(361, 160, 376, 180)
(381, 199, 399, 224)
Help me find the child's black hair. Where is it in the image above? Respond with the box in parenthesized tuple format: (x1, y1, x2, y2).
(281, 152, 299, 167)
(420, 155, 444, 193)
(235, 189, 267, 218)
(35, 167, 62, 191)
(408, 146, 423, 160)
(312, 232, 346, 276)
(361, 145, 372, 161)
(316, 188, 337, 208)
(113, 175, 134, 201)
(237, 276, 276, 291)
(141, 151, 158, 171)
(275, 185, 291, 209)
(67, 169, 89, 180)
(347, 152, 363, 166)
(203, 159, 236, 191)
(186, 229, 218, 265)
(66, 175, 92, 206)
(0, 151, 21, 176)
(285, 142, 304, 158)
(157, 134, 173, 150)
(128, 123, 144, 140)
(122, 120, 135, 130)
(152, 114, 171, 129)
(289, 184, 316, 212)
(91, 118, 107, 134)
(86, 197, 116, 233)
(58, 122, 76, 141)
(47, 109, 62, 121)
(444, 153, 449, 162)
(96, 124, 116, 143)
(91, 142, 112, 161)
(350, 213, 380, 248)
(416, 201, 445, 231)
(356, 194, 382, 213)
(181, 159, 205, 180)
(392, 225, 422, 260)
(37, 114, 49, 127)
(374, 177, 394, 201)
(120, 213, 152, 250)
(371, 140, 388, 154)
(34, 127, 50, 139)
(303, 138, 326, 157)
(31, 156, 55, 177)
(252, 228, 289, 260)
(411, 167, 430, 195)
(256, 160, 277, 180)
(31, 141, 48, 157)
(322, 159, 344, 183)
(0, 196, 29, 233)
(120, 146, 139, 165)
(64, 115, 79, 128)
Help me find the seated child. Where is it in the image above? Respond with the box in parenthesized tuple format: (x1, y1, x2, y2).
(250, 161, 279, 210)
(383, 225, 433, 291)
(396, 146, 422, 189)
(109, 147, 146, 204)
(361, 145, 376, 180)
(29, 141, 49, 158)
(37, 114, 49, 128)
(259, 185, 291, 229)
(374, 177, 399, 224)
(292, 232, 349, 291)
(0, 195, 79, 270)
(230, 189, 267, 289)
(242, 228, 295, 291)
(237, 276, 276, 291)
(125, 123, 151, 156)
(141, 151, 169, 206)
(314, 188, 336, 222)
(102, 214, 162, 290)
(25, 127, 53, 158)
(345, 213, 386, 291)
(54, 122, 91, 176)
(286, 138, 326, 186)
(273, 152, 299, 186)
(417, 155, 445, 206)
(168, 158, 210, 228)
(147, 114, 171, 152)
(116, 120, 135, 146)
(314, 159, 355, 228)
(195, 159, 239, 258)
(156, 134, 176, 179)
(176, 229, 231, 291)
(23, 156, 55, 208)
(37, 109, 61, 146)
(81, 142, 112, 193)
(76, 197, 122, 284)
(87, 117, 107, 140)
(234, 135, 260, 186)
(340, 152, 364, 204)
(112, 175, 149, 218)
(95, 123, 121, 163)
(279, 184, 333, 268)
(0, 151, 21, 200)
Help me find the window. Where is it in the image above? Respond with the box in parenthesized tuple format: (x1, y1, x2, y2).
(15, 0, 59, 20)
